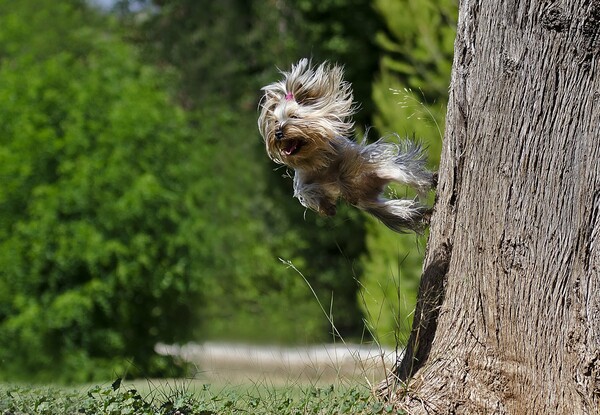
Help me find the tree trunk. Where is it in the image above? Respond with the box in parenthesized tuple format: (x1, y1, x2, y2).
(384, 1, 600, 413)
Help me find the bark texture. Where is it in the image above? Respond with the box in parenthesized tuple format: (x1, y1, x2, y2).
(388, 1, 600, 413)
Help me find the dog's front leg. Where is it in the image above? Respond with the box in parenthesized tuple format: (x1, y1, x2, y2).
(293, 174, 337, 217)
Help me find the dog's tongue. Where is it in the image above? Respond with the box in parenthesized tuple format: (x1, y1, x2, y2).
(283, 140, 299, 156)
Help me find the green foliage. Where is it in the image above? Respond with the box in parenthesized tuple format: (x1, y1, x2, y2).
(359, 223, 428, 346)
(0, 0, 196, 382)
(374, 0, 457, 101)
(0, 381, 389, 415)
(359, 0, 457, 346)
(182, 108, 328, 343)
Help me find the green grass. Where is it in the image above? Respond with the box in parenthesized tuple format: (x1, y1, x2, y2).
(0, 378, 402, 415)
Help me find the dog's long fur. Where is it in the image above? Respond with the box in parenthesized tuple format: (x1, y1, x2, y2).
(258, 59, 435, 233)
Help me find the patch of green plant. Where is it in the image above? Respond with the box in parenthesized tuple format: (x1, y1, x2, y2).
(0, 379, 404, 415)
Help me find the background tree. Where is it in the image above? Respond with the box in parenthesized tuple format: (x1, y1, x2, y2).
(387, 1, 600, 413)
(360, 0, 457, 346)
(0, 0, 201, 381)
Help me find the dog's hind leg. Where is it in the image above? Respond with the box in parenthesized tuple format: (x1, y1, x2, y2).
(362, 139, 435, 197)
(357, 197, 430, 233)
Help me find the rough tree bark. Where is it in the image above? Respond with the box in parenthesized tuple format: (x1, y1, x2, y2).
(383, 1, 600, 414)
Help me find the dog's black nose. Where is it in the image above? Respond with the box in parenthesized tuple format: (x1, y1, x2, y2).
(275, 129, 284, 140)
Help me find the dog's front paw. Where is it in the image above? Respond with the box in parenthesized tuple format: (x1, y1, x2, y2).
(318, 202, 337, 217)
(421, 207, 434, 224)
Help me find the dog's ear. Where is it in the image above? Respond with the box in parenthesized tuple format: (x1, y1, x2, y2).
(293, 84, 304, 102)
(293, 83, 324, 105)
(298, 85, 320, 103)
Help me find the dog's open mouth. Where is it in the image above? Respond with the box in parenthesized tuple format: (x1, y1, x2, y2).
(281, 139, 305, 156)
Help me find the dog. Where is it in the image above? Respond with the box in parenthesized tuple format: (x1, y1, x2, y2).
(257, 59, 435, 233)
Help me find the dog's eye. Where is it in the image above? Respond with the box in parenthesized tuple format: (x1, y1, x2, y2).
(289, 115, 299, 119)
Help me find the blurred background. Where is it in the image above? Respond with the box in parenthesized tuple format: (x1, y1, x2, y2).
(0, 0, 456, 383)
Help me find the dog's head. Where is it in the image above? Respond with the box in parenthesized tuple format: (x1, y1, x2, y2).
(258, 59, 356, 171)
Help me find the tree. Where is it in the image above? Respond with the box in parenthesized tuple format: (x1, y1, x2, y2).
(385, 1, 600, 413)
(0, 0, 204, 382)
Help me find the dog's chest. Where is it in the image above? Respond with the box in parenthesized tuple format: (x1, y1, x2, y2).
(301, 164, 365, 202)
(306, 169, 343, 199)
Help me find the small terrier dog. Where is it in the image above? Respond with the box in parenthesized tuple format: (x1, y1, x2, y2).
(258, 59, 435, 233)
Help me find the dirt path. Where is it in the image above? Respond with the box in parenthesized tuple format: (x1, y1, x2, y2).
(156, 342, 399, 386)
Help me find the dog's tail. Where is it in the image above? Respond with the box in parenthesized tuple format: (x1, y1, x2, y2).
(359, 198, 431, 233)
